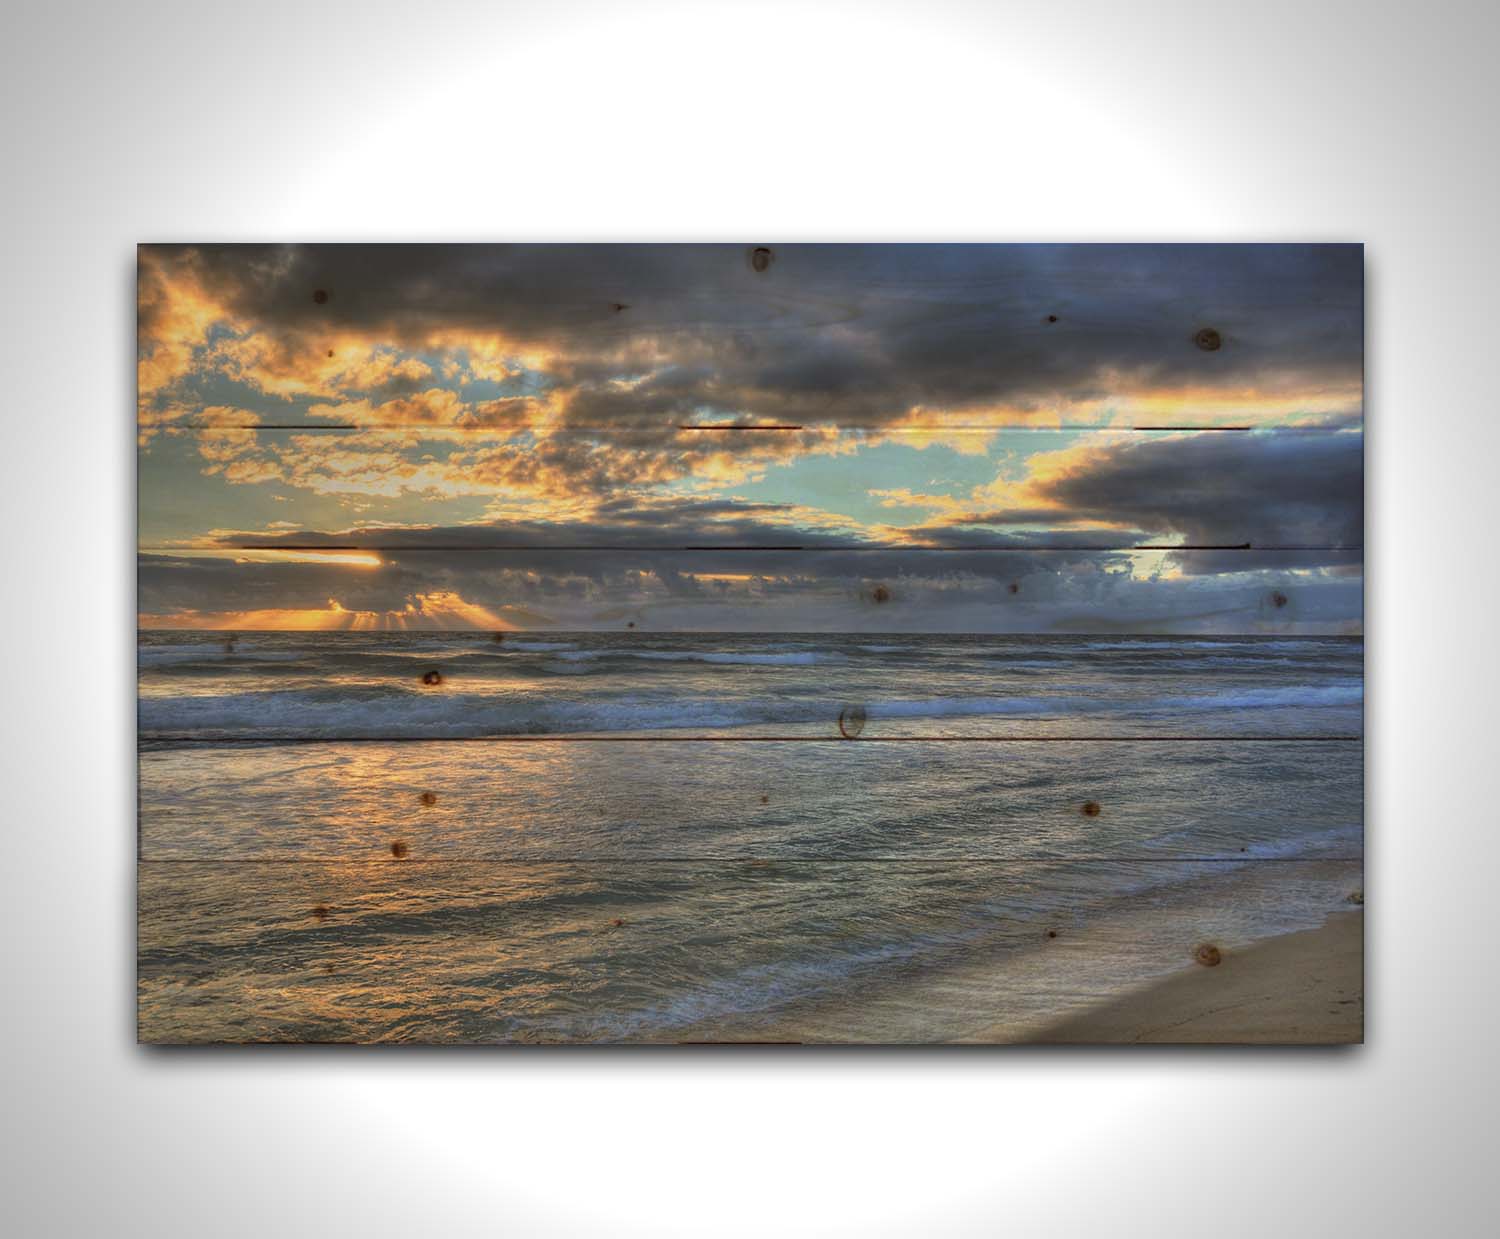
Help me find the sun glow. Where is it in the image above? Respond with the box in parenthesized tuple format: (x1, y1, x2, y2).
(234, 549, 384, 568)
(156, 548, 385, 568)
(139, 590, 522, 631)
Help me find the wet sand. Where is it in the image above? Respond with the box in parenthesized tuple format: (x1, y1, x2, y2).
(1002, 910, 1363, 1044)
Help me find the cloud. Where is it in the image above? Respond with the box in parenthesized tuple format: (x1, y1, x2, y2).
(137, 590, 533, 631)
(136, 245, 1364, 632)
(916, 427, 1362, 569)
(138, 523, 1363, 634)
(173, 422, 1360, 555)
(139, 243, 1363, 433)
(173, 425, 861, 512)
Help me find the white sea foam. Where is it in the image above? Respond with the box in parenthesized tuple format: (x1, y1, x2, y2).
(1150, 682, 1363, 710)
(551, 649, 831, 667)
(137, 644, 303, 667)
(1081, 638, 1351, 653)
(137, 676, 1363, 737)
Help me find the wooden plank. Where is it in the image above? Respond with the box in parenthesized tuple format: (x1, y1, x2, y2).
(139, 243, 1362, 433)
(137, 632, 1363, 740)
(138, 738, 1362, 862)
(137, 426, 1363, 551)
(136, 548, 1363, 635)
(136, 859, 1363, 1044)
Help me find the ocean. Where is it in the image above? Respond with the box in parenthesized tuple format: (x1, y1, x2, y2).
(137, 632, 1363, 1042)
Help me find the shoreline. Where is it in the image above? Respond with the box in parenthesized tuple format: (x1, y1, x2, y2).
(991, 909, 1363, 1044)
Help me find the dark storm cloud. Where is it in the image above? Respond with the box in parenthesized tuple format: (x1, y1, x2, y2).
(141, 493, 1140, 619)
(932, 428, 1364, 570)
(213, 496, 1149, 553)
(221, 499, 876, 549)
(143, 243, 1363, 427)
(136, 555, 375, 614)
(136, 542, 1363, 634)
(137, 545, 1066, 613)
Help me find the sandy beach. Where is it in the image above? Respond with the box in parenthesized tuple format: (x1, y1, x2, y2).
(1005, 910, 1363, 1044)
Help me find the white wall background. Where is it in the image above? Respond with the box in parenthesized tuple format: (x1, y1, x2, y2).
(1, 1, 1494, 1234)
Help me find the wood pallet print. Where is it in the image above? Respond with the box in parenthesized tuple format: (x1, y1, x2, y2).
(136, 243, 1364, 1044)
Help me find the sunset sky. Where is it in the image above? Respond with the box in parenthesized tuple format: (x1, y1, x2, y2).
(137, 244, 1362, 632)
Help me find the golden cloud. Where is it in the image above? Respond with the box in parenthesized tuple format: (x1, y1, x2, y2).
(138, 590, 525, 631)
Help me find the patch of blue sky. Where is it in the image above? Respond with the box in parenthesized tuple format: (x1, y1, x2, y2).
(720, 431, 1093, 528)
(136, 433, 493, 543)
(165, 368, 314, 419)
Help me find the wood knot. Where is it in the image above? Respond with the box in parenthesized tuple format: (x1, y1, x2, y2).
(760, 794, 769, 804)
(837, 704, 867, 739)
(1080, 800, 1102, 817)
(311, 904, 331, 921)
(390, 839, 409, 859)
(1007, 581, 1020, 595)
(419, 791, 438, 807)
(492, 631, 506, 643)
(421, 669, 444, 686)
(312, 288, 329, 305)
(1045, 314, 1058, 324)
(1045, 928, 1059, 939)
(1347, 890, 1364, 905)
(748, 246, 774, 273)
(869, 584, 891, 604)
(1193, 943, 1222, 967)
(1269, 590, 1289, 608)
(1193, 327, 1222, 351)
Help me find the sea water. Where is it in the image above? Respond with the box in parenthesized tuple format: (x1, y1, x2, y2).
(137, 632, 1362, 1042)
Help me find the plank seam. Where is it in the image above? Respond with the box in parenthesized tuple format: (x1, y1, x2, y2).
(135, 857, 1364, 865)
(142, 543, 1364, 553)
(148, 424, 1362, 434)
(138, 735, 1365, 745)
